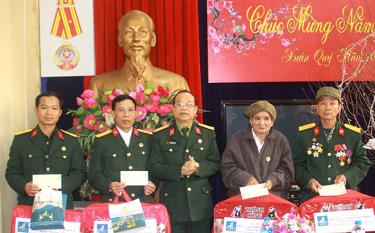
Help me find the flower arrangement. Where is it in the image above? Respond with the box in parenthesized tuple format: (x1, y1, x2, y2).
(271, 213, 313, 233)
(130, 83, 174, 131)
(67, 83, 174, 199)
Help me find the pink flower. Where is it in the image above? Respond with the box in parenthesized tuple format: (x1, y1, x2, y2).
(81, 89, 95, 99)
(135, 91, 146, 105)
(207, 0, 215, 9)
(83, 114, 97, 130)
(149, 91, 160, 105)
(144, 103, 158, 113)
(107, 95, 116, 105)
(129, 91, 136, 99)
(102, 104, 112, 114)
(136, 106, 147, 121)
(72, 117, 79, 126)
(223, 1, 233, 10)
(136, 84, 144, 93)
(112, 88, 124, 96)
(83, 97, 98, 109)
(76, 97, 83, 106)
(158, 104, 173, 116)
(157, 86, 170, 97)
(75, 125, 82, 132)
(95, 121, 107, 132)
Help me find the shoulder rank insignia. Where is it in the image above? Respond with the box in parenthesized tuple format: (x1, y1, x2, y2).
(137, 128, 153, 135)
(96, 130, 112, 138)
(61, 129, 78, 138)
(154, 125, 170, 133)
(15, 129, 32, 136)
(298, 123, 316, 132)
(198, 123, 215, 131)
(344, 124, 361, 133)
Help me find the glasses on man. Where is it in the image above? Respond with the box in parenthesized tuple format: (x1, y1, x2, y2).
(174, 102, 195, 108)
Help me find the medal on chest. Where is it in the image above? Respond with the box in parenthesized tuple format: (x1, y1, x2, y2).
(334, 144, 352, 166)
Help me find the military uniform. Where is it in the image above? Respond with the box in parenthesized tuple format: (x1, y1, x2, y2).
(148, 122, 220, 232)
(89, 127, 155, 203)
(5, 126, 86, 208)
(294, 122, 370, 201)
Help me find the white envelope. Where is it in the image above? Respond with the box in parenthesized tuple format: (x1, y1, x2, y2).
(240, 183, 269, 199)
(32, 174, 62, 189)
(318, 182, 346, 196)
(120, 171, 148, 186)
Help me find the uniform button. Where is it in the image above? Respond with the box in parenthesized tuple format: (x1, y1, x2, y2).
(113, 154, 117, 157)
(142, 151, 145, 155)
(328, 177, 332, 182)
(45, 155, 49, 159)
(127, 152, 131, 157)
(129, 166, 133, 170)
(187, 187, 192, 192)
(164, 193, 169, 197)
(185, 149, 189, 153)
(28, 154, 33, 158)
(169, 148, 173, 152)
(327, 153, 332, 157)
(131, 193, 135, 197)
(62, 155, 67, 159)
(108, 198, 112, 202)
(328, 164, 331, 168)
(200, 147, 204, 151)
(46, 167, 50, 172)
(187, 175, 190, 178)
(46, 141, 49, 145)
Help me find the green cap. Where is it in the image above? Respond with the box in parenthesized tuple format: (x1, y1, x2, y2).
(244, 100, 277, 121)
(316, 86, 341, 102)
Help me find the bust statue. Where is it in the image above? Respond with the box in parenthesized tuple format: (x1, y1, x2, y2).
(90, 10, 189, 95)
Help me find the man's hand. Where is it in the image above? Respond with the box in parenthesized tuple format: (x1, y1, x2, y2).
(246, 177, 259, 186)
(109, 181, 125, 194)
(144, 181, 156, 195)
(181, 155, 199, 176)
(265, 180, 273, 190)
(334, 174, 347, 185)
(24, 182, 40, 196)
(308, 179, 322, 193)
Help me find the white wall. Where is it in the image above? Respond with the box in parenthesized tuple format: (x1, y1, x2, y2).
(0, 0, 40, 232)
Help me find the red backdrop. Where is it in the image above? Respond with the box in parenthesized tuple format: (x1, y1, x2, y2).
(84, 0, 202, 116)
(207, 0, 375, 83)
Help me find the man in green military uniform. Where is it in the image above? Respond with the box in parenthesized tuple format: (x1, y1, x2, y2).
(148, 90, 220, 233)
(5, 92, 86, 208)
(89, 95, 157, 202)
(294, 86, 370, 202)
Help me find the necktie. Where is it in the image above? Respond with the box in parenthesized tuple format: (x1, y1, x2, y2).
(181, 127, 189, 146)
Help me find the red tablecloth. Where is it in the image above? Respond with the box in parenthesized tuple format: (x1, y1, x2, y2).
(299, 189, 375, 221)
(213, 194, 297, 233)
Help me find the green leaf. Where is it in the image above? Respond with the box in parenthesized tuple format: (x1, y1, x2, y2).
(76, 107, 85, 116)
(93, 110, 102, 117)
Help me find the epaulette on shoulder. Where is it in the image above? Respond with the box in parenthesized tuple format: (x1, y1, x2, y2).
(138, 129, 153, 135)
(96, 130, 112, 138)
(344, 124, 361, 133)
(61, 129, 78, 138)
(15, 129, 32, 136)
(198, 123, 215, 131)
(298, 123, 316, 132)
(154, 125, 169, 133)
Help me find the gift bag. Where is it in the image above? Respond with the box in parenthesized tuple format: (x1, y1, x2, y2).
(81, 189, 171, 233)
(108, 198, 146, 232)
(30, 188, 65, 230)
(11, 205, 82, 233)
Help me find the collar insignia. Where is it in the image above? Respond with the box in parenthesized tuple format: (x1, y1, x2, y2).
(169, 128, 175, 136)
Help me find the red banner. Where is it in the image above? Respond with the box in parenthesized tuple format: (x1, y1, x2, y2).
(207, 0, 375, 83)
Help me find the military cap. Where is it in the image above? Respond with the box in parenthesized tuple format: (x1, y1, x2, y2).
(245, 100, 277, 120)
(316, 86, 341, 102)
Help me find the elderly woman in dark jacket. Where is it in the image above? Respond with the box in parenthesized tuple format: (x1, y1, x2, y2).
(221, 100, 294, 199)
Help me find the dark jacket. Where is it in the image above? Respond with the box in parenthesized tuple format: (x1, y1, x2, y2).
(5, 126, 86, 208)
(148, 122, 220, 222)
(221, 127, 294, 199)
